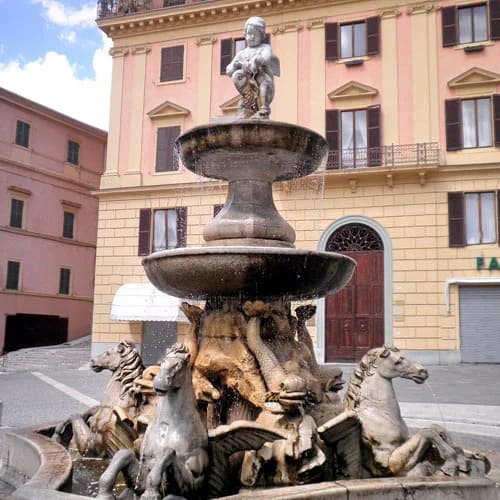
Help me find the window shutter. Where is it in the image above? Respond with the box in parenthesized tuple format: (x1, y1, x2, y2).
(160, 46, 184, 82)
(493, 94, 500, 147)
(445, 99, 462, 151)
(156, 126, 180, 172)
(138, 208, 152, 256)
(160, 47, 169, 81)
(490, 0, 500, 40)
(325, 109, 340, 169)
(366, 17, 380, 55)
(221, 39, 233, 75)
(6, 261, 20, 290)
(176, 207, 188, 247)
(448, 192, 466, 247)
(497, 191, 500, 247)
(15, 121, 30, 148)
(325, 23, 339, 61)
(264, 33, 271, 45)
(441, 6, 457, 47)
(367, 105, 382, 166)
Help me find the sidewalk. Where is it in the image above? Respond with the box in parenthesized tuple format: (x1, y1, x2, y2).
(0, 336, 92, 373)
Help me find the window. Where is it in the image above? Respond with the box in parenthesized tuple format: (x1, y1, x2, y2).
(160, 45, 184, 82)
(462, 98, 492, 148)
(9, 199, 24, 228)
(325, 106, 381, 169)
(220, 35, 271, 75)
(442, 2, 500, 46)
(59, 268, 71, 295)
(445, 96, 500, 151)
(6, 261, 20, 290)
(459, 4, 488, 43)
(325, 17, 380, 61)
(137, 207, 187, 256)
(15, 121, 30, 148)
(63, 211, 75, 239)
(341, 109, 368, 166)
(341, 22, 366, 58)
(448, 192, 498, 246)
(155, 126, 180, 172)
(67, 140, 80, 165)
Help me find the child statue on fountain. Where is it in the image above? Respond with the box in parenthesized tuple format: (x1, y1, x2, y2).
(226, 16, 280, 118)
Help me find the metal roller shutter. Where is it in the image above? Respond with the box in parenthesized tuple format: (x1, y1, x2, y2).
(459, 286, 500, 363)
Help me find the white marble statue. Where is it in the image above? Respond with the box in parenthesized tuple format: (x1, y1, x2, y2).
(226, 16, 280, 118)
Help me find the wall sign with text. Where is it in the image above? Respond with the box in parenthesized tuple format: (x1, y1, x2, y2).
(476, 257, 500, 270)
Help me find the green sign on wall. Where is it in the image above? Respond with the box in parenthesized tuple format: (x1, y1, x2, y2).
(476, 257, 500, 270)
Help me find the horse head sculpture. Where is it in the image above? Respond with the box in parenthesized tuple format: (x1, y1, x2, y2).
(320, 345, 490, 480)
(153, 342, 191, 394)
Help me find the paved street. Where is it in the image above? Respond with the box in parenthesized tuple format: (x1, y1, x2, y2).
(1, 339, 499, 481)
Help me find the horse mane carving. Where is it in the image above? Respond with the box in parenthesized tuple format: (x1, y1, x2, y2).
(344, 345, 400, 411)
(166, 342, 191, 360)
(114, 340, 145, 401)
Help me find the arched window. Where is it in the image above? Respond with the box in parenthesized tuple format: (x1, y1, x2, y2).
(326, 223, 383, 252)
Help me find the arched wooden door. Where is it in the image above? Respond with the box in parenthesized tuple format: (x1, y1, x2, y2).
(325, 224, 384, 362)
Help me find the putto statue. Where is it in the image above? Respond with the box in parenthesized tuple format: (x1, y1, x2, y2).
(226, 16, 280, 119)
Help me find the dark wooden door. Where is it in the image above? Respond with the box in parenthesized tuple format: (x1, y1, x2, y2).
(326, 250, 384, 362)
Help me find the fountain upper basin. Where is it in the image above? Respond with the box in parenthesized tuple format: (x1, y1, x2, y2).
(143, 247, 356, 301)
(176, 120, 328, 182)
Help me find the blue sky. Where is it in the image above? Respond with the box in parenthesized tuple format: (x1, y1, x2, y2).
(0, 0, 112, 129)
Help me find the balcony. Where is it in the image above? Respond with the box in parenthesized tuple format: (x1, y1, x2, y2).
(97, 0, 206, 18)
(326, 142, 440, 170)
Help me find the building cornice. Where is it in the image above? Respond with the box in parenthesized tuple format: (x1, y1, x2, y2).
(0, 289, 93, 303)
(406, 1, 438, 15)
(97, 0, 356, 39)
(305, 18, 326, 30)
(0, 225, 97, 249)
(0, 160, 100, 194)
(272, 22, 303, 35)
(93, 178, 227, 198)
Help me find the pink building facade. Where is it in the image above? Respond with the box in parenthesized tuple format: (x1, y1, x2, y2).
(0, 88, 107, 352)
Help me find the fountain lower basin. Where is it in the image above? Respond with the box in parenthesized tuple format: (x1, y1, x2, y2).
(143, 246, 356, 300)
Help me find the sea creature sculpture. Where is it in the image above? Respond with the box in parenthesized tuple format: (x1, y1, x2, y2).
(53, 340, 145, 458)
(244, 300, 322, 404)
(189, 299, 268, 425)
(240, 374, 326, 487)
(319, 345, 491, 479)
(96, 343, 286, 500)
(226, 16, 280, 118)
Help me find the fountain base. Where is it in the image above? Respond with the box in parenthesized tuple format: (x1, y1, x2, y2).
(2, 427, 498, 500)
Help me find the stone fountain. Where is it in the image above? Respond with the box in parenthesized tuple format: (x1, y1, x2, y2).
(1, 15, 497, 500)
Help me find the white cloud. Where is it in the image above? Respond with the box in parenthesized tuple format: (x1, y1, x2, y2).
(58, 30, 77, 43)
(0, 33, 112, 130)
(33, 0, 96, 28)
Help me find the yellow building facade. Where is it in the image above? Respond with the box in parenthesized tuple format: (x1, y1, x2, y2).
(93, 0, 500, 363)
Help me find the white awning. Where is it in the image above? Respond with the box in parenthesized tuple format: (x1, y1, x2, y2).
(110, 283, 189, 322)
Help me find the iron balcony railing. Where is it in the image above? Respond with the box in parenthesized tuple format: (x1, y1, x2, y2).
(326, 142, 440, 170)
(97, 0, 204, 18)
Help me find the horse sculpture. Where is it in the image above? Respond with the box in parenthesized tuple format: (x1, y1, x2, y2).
(319, 345, 490, 479)
(97, 343, 287, 500)
(54, 340, 145, 458)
